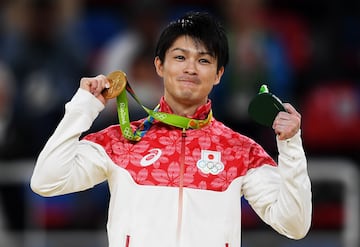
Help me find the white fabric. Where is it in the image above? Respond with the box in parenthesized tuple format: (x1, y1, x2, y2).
(31, 88, 312, 247)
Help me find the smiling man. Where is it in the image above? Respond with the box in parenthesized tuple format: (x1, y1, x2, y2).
(155, 36, 224, 116)
(31, 12, 312, 247)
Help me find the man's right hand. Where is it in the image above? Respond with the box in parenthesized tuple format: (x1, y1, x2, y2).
(80, 74, 110, 105)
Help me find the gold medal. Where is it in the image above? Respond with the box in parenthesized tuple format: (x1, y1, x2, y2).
(102, 70, 127, 99)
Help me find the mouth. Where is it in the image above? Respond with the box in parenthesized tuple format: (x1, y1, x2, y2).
(178, 76, 200, 86)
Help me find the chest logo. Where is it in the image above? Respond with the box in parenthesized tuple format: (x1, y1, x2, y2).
(140, 148, 162, 167)
(196, 150, 224, 175)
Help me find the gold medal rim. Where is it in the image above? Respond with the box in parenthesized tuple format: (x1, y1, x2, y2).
(102, 70, 127, 99)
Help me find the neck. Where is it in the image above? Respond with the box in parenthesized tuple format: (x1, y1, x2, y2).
(164, 97, 207, 117)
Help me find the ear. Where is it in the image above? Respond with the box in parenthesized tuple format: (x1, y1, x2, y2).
(154, 56, 164, 77)
(213, 66, 225, 86)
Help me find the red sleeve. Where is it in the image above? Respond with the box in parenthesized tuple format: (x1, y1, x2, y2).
(248, 142, 277, 170)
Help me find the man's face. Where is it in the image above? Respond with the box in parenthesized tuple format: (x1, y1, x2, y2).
(154, 35, 224, 110)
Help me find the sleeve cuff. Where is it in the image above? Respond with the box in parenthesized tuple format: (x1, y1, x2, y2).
(276, 130, 306, 161)
(65, 88, 105, 121)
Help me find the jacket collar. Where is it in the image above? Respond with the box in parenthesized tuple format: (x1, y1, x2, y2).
(159, 96, 212, 120)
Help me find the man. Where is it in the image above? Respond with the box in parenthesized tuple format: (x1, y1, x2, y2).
(31, 12, 311, 247)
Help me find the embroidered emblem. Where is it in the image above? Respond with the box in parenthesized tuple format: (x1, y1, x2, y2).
(140, 148, 162, 167)
(196, 150, 224, 175)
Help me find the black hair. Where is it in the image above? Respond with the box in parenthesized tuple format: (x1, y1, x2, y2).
(155, 11, 229, 71)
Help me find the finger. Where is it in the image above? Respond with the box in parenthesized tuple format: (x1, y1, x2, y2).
(278, 132, 289, 140)
(283, 103, 301, 118)
(273, 121, 287, 140)
(80, 77, 94, 92)
(273, 121, 299, 139)
(79, 75, 111, 106)
(274, 123, 291, 140)
(277, 131, 286, 140)
(99, 75, 111, 93)
(272, 111, 290, 129)
(274, 107, 301, 127)
(273, 114, 300, 140)
(275, 111, 291, 121)
(91, 75, 105, 96)
(88, 75, 110, 96)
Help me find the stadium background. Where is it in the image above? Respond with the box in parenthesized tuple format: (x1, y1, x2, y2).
(0, 0, 359, 246)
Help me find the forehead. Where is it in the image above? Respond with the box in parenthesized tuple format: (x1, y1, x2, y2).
(168, 35, 210, 54)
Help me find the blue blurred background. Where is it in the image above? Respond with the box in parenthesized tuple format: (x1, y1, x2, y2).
(0, 0, 359, 246)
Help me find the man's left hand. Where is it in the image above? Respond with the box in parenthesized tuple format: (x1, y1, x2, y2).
(272, 103, 301, 140)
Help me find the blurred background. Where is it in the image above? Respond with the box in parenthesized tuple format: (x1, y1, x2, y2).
(0, 0, 359, 246)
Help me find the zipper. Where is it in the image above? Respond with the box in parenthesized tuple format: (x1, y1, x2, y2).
(176, 128, 187, 242)
(125, 235, 130, 247)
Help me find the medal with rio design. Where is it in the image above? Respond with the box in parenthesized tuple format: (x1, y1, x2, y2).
(102, 71, 127, 99)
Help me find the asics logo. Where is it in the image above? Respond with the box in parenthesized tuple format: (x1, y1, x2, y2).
(140, 148, 162, 167)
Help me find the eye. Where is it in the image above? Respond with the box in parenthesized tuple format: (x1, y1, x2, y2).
(199, 58, 211, 64)
(174, 55, 185, 61)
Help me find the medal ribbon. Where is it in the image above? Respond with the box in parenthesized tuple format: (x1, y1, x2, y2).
(116, 82, 212, 141)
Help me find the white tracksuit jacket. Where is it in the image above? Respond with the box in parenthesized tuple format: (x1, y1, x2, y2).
(31, 88, 312, 247)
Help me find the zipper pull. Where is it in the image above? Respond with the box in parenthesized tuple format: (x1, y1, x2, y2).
(182, 128, 187, 138)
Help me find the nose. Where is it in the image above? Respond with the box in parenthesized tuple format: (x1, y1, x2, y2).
(183, 59, 197, 75)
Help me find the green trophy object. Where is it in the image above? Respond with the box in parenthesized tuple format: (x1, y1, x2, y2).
(248, 85, 286, 127)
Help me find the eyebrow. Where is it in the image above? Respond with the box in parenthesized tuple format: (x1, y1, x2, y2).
(170, 47, 213, 57)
